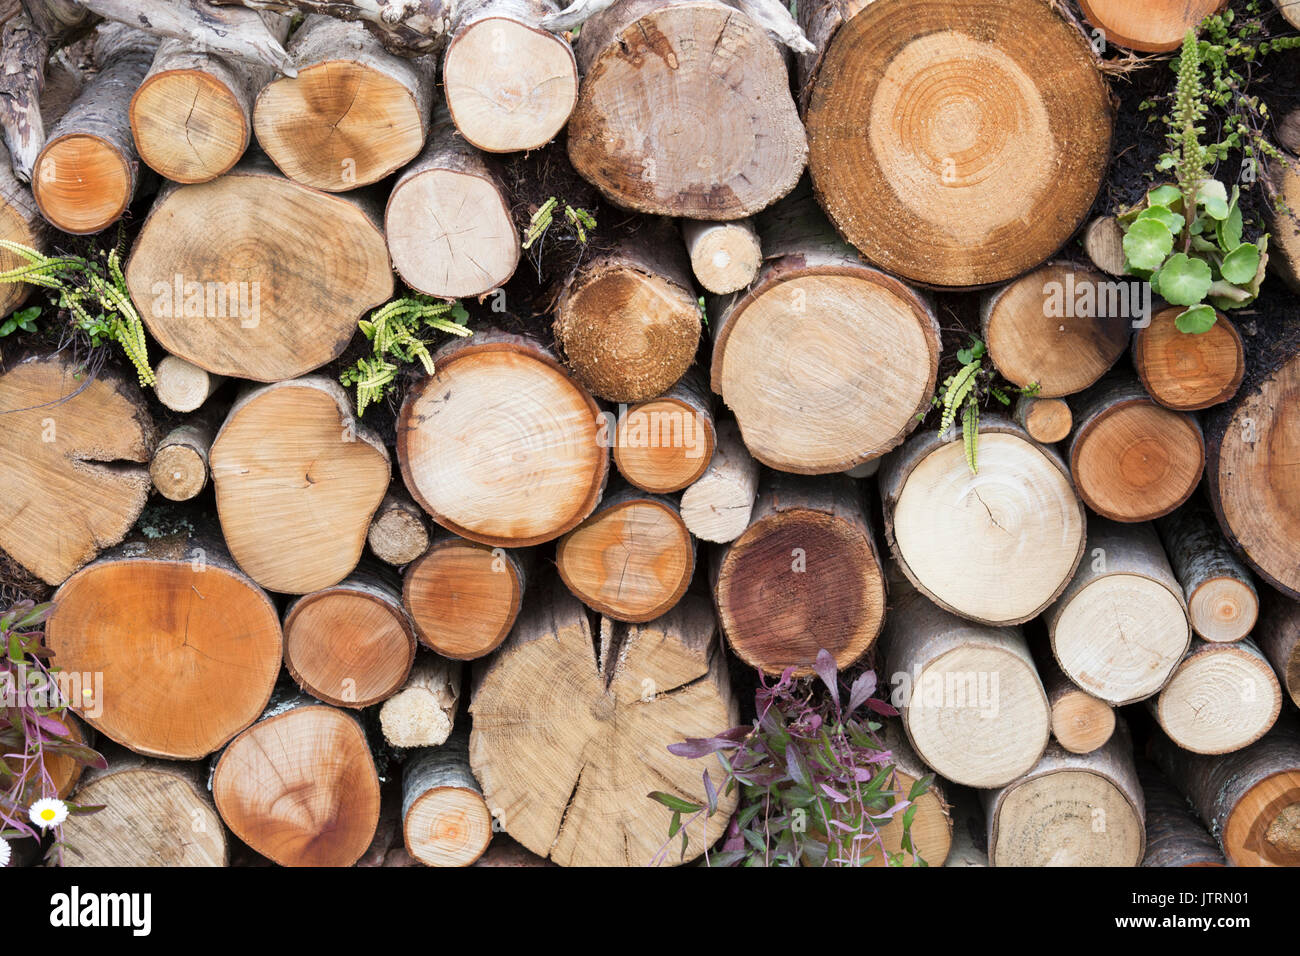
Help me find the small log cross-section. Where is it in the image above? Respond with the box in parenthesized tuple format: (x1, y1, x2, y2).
(714, 473, 886, 676)
(879, 585, 1051, 789)
(1032, 642, 1116, 755)
(566, 0, 806, 219)
(710, 195, 941, 473)
(1045, 518, 1191, 706)
(379, 655, 462, 748)
(402, 733, 493, 867)
(62, 746, 228, 867)
(125, 158, 394, 382)
(46, 534, 283, 760)
(403, 535, 530, 659)
(556, 487, 694, 623)
(1155, 505, 1258, 643)
(678, 418, 759, 543)
(980, 263, 1132, 398)
(1133, 307, 1245, 411)
(0, 353, 154, 586)
(1152, 721, 1300, 867)
(254, 15, 434, 191)
(1078, 0, 1228, 53)
(553, 221, 700, 404)
(283, 569, 417, 708)
(878, 417, 1086, 626)
(1012, 395, 1072, 445)
(1139, 762, 1225, 867)
(681, 218, 761, 294)
(801, 0, 1112, 287)
(212, 694, 382, 868)
(470, 581, 738, 867)
(153, 355, 223, 413)
(385, 107, 520, 299)
(1083, 216, 1127, 277)
(1068, 370, 1205, 523)
(32, 23, 158, 234)
(129, 15, 290, 184)
(442, 0, 577, 153)
(397, 330, 609, 547)
(210, 378, 391, 594)
(612, 366, 716, 494)
(1258, 592, 1300, 709)
(1204, 346, 1300, 600)
(149, 421, 214, 502)
(1153, 638, 1281, 755)
(984, 724, 1145, 867)
(367, 492, 431, 566)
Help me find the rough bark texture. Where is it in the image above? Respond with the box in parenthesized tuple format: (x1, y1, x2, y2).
(379, 654, 462, 748)
(1257, 589, 1300, 709)
(1155, 504, 1258, 643)
(1151, 719, 1300, 867)
(210, 0, 454, 56)
(1139, 761, 1226, 867)
(878, 416, 1085, 626)
(32, 23, 157, 234)
(714, 471, 886, 676)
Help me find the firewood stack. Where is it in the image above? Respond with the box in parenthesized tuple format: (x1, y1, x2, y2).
(3, 0, 1300, 869)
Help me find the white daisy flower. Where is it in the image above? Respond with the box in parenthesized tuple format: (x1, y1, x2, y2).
(0, 838, 10, 867)
(29, 797, 68, 829)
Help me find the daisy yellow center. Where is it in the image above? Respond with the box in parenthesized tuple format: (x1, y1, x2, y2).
(40, 808, 56, 821)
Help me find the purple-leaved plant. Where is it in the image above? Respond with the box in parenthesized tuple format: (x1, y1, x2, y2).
(649, 649, 932, 867)
(0, 601, 106, 865)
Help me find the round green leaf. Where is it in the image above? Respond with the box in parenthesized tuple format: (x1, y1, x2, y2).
(1157, 253, 1213, 306)
(1136, 204, 1186, 235)
(1174, 304, 1217, 334)
(1123, 218, 1174, 271)
(1147, 185, 1183, 208)
(1197, 179, 1230, 220)
(1220, 243, 1260, 284)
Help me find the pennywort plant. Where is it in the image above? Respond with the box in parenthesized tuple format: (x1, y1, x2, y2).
(1124, 12, 1299, 333)
(339, 294, 472, 416)
(649, 650, 931, 867)
(0, 601, 106, 866)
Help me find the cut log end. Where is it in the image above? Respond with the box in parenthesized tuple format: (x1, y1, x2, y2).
(1078, 0, 1228, 53)
(32, 134, 131, 234)
(379, 658, 461, 748)
(682, 218, 761, 294)
(403, 539, 526, 659)
(1188, 576, 1258, 644)
(1083, 216, 1127, 276)
(149, 426, 211, 502)
(214, 703, 381, 868)
(679, 419, 758, 543)
(1156, 641, 1281, 755)
(397, 334, 607, 547)
(1014, 395, 1072, 444)
(367, 495, 431, 565)
(557, 494, 694, 623)
(1051, 689, 1116, 755)
(803, 0, 1112, 286)
(1231, 775, 1300, 866)
(283, 579, 416, 708)
(444, 17, 577, 152)
(131, 68, 248, 183)
(1133, 307, 1244, 411)
(404, 786, 492, 866)
(153, 355, 222, 412)
(613, 390, 715, 494)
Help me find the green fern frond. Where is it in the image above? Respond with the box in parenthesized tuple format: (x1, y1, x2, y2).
(962, 400, 979, 474)
(939, 362, 980, 434)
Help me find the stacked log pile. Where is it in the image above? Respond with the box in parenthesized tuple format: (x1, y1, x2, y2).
(2, 0, 1300, 870)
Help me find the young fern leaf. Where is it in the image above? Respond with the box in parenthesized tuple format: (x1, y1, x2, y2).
(962, 400, 980, 474)
(939, 361, 980, 434)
